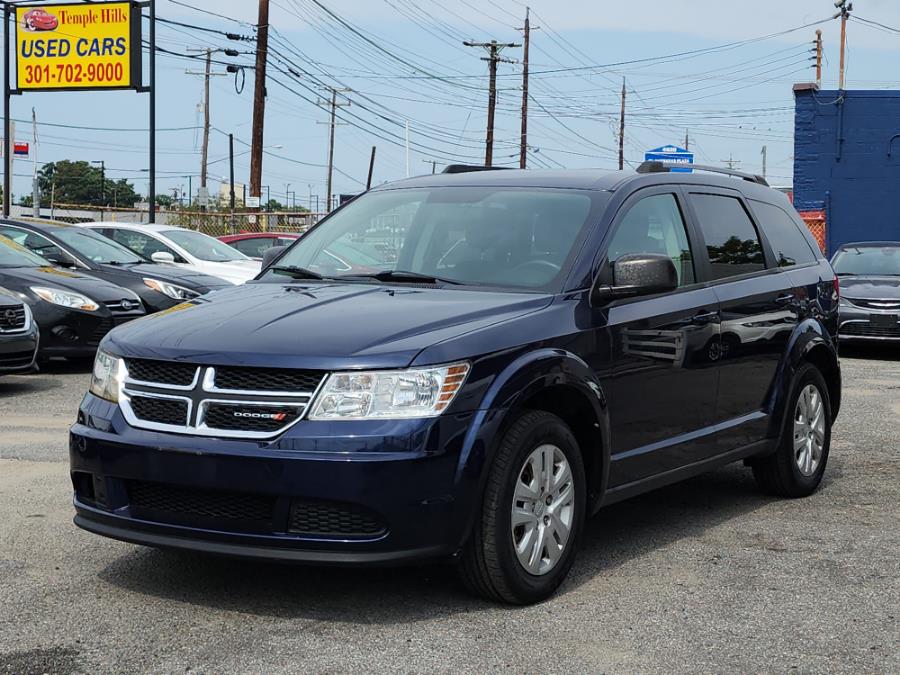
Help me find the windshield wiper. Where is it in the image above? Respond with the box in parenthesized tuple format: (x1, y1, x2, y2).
(269, 265, 325, 280)
(342, 269, 465, 285)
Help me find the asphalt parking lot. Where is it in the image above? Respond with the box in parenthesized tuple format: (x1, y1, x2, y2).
(1, 349, 898, 674)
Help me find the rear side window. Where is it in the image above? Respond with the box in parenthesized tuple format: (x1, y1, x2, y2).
(689, 193, 765, 280)
(749, 200, 817, 267)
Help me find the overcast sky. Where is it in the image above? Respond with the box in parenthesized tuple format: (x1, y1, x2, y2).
(5, 0, 900, 206)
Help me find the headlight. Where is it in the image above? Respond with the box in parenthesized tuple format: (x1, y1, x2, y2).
(30, 286, 99, 311)
(89, 349, 124, 403)
(309, 362, 470, 420)
(143, 278, 200, 300)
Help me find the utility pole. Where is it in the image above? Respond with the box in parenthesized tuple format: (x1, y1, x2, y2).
(249, 0, 270, 205)
(464, 39, 520, 167)
(31, 108, 39, 217)
(814, 29, 823, 88)
(367, 146, 377, 189)
(684, 129, 689, 151)
(618, 77, 626, 170)
(319, 87, 350, 212)
(187, 48, 233, 209)
(835, 0, 852, 89)
(405, 121, 410, 177)
(228, 133, 236, 233)
(518, 9, 538, 169)
(422, 159, 437, 174)
(761, 145, 767, 181)
(721, 154, 741, 171)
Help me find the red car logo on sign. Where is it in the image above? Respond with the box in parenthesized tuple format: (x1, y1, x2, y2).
(22, 9, 59, 32)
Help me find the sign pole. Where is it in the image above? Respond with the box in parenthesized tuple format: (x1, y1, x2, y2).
(148, 0, 156, 223)
(3, 4, 11, 218)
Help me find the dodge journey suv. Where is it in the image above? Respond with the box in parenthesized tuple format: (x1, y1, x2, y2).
(70, 163, 841, 604)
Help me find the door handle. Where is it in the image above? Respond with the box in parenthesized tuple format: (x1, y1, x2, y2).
(692, 310, 719, 324)
(775, 293, 795, 305)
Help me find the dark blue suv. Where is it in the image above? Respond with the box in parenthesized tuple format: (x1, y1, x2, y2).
(70, 164, 841, 604)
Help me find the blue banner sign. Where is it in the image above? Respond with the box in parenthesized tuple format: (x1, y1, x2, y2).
(644, 145, 694, 173)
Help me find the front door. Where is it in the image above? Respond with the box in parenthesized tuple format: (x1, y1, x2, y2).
(595, 189, 721, 488)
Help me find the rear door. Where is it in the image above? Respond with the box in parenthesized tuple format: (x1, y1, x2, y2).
(685, 189, 799, 450)
(597, 187, 722, 487)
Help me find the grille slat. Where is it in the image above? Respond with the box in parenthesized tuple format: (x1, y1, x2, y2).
(204, 403, 303, 432)
(214, 366, 322, 393)
(841, 322, 900, 338)
(130, 396, 189, 426)
(128, 481, 276, 533)
(126, 359, 198, 386)
(289, 500, 386, 537)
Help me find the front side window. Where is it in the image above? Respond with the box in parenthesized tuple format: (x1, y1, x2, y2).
(263, 187, 599, 291)
(0, 235, 47, 267)
(53, 228, 144, 264)
(749, 200, 817, 267)
(607, 193, 695, 286)
(109, 229, 184, 262)
(163, 230, 249, 263)
(690, 193, 765, 280)
(832, 245, 900, 276)
(0, 227, 65, 262)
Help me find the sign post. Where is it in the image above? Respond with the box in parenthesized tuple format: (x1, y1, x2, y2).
(3, 1, 153, 218)
(644, 145, 694, 173)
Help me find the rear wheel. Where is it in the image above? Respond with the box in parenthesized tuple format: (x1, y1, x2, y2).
(459, 410, 586, 604)
(752, 362, 831, 497)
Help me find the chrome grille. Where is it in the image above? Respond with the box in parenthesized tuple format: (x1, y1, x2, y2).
(840, 320, 900, 338)
(0, 305, 27, 332)
(119, 361, 326, 439)
(847, 298, 900, 310)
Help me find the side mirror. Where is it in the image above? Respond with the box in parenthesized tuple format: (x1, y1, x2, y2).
(43, 250, 75, 267)
(591, 253, 678, 305)
(151, 251, 176, 264)
(261, 245, 287, 270)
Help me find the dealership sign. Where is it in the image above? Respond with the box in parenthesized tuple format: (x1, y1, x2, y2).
(644, 145, 694, 173)
(15, 2, 139, 91)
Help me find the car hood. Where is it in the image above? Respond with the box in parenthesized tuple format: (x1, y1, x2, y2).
(0, 266, 142, 304)
(840, 276, 900, 299)
(192, 260, 262, 284)
(98, 263, 231, 292)
(105, 282, 553, 369)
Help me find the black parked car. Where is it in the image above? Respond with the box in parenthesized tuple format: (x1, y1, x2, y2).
(71, 163, 840, 604)
(0, 286, 38, 375)
(830, 241, 900, 342)
(0, 220, 230, 312)
(0, 235, 145, 359)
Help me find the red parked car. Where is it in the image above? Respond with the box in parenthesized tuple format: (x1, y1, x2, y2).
(23, 9, 59, 31)
(218, 233, 300, 260)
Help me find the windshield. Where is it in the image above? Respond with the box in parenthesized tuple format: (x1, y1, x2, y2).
(163, 229, 249, 262)
(0, 234, 49, 267)
(832, 246, 900, 276)
(53, 227, 145, 264)
(262, 187, 598, 290)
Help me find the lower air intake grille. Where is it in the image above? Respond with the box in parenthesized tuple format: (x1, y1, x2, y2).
(128, 481, 276, 532)
(288, 500, 386, 537)
(841, 322, 900, 338)
(130, 396, 188, 426)
(126, 358, 198, 386)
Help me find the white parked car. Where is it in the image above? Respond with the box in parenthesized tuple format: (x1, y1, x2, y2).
(81, 223, 261, 285)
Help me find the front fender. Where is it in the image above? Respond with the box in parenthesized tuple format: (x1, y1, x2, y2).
(449, 349, 611, 548)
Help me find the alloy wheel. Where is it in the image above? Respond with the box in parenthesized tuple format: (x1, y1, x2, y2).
(793, 384, 826, 476)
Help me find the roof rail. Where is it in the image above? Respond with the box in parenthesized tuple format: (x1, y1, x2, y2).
(441, 164, 514, 174)
(636, 160, 769, 187)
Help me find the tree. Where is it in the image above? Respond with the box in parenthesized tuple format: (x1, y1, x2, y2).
(154, 194, 175, 207)
(37, 160, 140, 207)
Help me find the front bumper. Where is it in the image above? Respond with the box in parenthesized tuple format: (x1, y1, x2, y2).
(838, 304, 900, 342)
(69, 393, 483, 564)
(31, 303, 144, 357)
(0, 326, 38, 373)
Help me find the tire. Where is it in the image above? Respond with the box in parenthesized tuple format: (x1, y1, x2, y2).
(752, 362, 831, 498)
(459, 410, 586, 604)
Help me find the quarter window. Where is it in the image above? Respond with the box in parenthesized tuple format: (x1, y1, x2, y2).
(690, 193, 765, 280)
(607, 193, 695, 286)
(749, 200, 818, 267)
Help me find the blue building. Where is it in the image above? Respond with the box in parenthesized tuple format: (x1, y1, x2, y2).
(793, 85, 900, 254)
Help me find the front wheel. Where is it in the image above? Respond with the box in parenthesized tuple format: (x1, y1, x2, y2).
(751, 362, 831, 497)
(459, 410, 586, 604)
